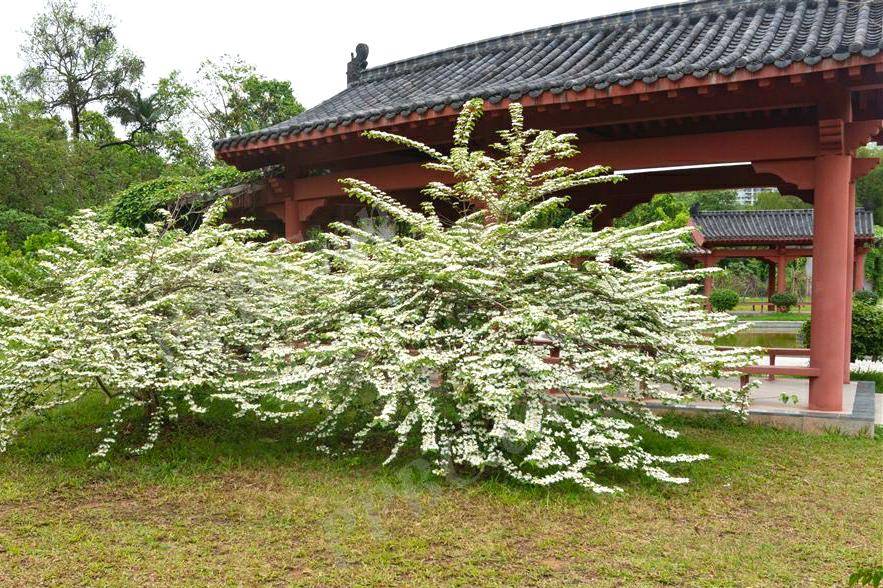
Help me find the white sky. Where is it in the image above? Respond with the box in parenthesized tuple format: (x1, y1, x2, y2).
(0, 0, 686, 109)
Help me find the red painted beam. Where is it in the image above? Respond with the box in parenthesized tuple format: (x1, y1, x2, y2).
(692, 248, 816, 258)
(290, 126, 821, 201)
(293, 163, 447, 202)
(585, 126, 817, 169)
(216, 53, 883, 160)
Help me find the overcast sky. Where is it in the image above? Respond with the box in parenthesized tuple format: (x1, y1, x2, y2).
(0, 0, 685, 108)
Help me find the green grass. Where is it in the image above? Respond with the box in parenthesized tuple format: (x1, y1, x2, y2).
(0, 396, 881, 587)
(735, 312, 809, 322)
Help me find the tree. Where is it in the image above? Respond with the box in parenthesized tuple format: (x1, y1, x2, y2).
(750, 190, 810, 210)
(0, 76, 27, 121)
(857, 145, 883, 223)
(0, 72, 188, 240)
(688, 189, 740, 211)
(103, 74, 192, 149)
(79, 110, 116, 144)
(188, 55, 304, 144)
(614, 190, 740, 230)
(614, 193, 692, 230)
(0, 105, 168, 225)
(18, 0, 143, 140)
(282, 99, 755, 492)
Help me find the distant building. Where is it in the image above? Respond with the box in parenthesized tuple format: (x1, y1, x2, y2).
(735, 187, 778, 207)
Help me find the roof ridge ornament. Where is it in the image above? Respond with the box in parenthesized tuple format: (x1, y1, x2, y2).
(347, 43, 369, 85)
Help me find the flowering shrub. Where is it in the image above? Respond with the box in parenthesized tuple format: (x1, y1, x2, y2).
(851, 360, 883, 394)
(0, 99, 755, 492)
(281, 99, 755, 493)
(0, 198, 308, 456)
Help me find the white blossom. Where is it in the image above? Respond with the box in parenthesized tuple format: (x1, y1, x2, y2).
(278, 99, 757, 493)
(0, 99, 757, 492)
(0, 198, 312, 455)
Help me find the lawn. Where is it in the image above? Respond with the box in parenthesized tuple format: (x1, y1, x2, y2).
(735, 312, 809, 322)
(0, 396, 881, 587)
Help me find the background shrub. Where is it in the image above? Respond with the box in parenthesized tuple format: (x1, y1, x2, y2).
(104, 166, 257, 229)
(709, 288, 740, 312)
(803, 301, 883, 360)
(854, 290, 880, 306)
(770, 292, 798, 312)
(0, 207, 55, 247)
(0, 230, 62, 289)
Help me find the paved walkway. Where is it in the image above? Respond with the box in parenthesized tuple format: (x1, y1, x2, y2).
(652, 376, 878, 435)
(749, 357, 882, 425)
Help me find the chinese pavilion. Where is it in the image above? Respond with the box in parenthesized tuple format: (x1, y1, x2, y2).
(688, 207, 877, 305)
(214, 0, 883, 412)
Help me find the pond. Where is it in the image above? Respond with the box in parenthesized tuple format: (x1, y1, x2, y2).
(716, 331, 803, 349)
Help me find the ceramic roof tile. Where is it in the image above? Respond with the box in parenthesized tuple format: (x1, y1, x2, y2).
(215, 0, 883, 151)
(693, 208, 876, 242)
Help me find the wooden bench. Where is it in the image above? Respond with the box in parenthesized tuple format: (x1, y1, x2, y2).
(539, 341, 819, 388)
(738, 365, 820, 388)
(718, 347, 816, 386)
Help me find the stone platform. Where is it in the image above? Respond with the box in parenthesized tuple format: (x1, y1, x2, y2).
(648, 379, 879, 437)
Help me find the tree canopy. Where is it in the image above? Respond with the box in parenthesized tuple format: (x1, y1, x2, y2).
(1, 1, 306, 251)
(188, 56, 305, 145)
(19, 0, 144, 140)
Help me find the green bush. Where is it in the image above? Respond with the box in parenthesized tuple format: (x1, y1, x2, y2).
(105, 166, 258, 229)
(849, 564, 883, 587)
(770, 292, 798, 312)
(709, 288, 740, 312)
(803, 301, 883, 361)
(0, 207, 54, 248)
(851, 369, 883, 393)
(0, 230, 62, 289)
(854, 290, 879, 306)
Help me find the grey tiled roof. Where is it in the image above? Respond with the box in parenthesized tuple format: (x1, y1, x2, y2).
(693, 208, 876, 243)
(215, 0, 883, 151)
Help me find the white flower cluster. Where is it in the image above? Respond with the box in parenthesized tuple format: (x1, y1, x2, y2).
(851, 359, 883, 374)
(278, 100, 756, 493)
(0, 201, 311, 456)
(0, 99, 757, 492)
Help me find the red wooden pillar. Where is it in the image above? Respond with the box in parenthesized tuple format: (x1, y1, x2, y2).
(703, 256, 715, 311)
(843, 183, 857, 382)
(809, 154, 852, 411)
(855, 250, 867, 291)
(776, 255, 787, 294)
(283, 198, 304, 242)
(766, 261, 776, 311)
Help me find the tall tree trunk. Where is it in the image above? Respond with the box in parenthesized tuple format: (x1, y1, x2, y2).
(70, 104, 80, 140)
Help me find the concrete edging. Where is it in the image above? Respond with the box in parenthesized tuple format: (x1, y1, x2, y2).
(648, 381, 877, 437)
